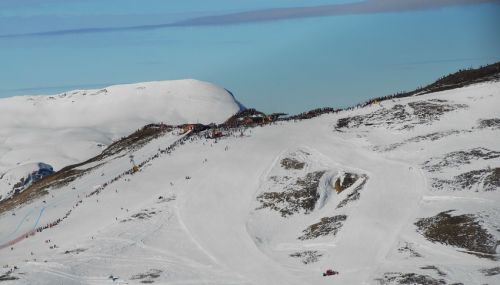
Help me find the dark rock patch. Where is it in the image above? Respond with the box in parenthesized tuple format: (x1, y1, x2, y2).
(337, 101, 467, 131)
(407, 101, 467, 124)
(157, 195, 176, 203)
(397, 242, 422, 258)
(280, 158, 305, 170)
(381, 130, 463, 152)
(269, 176, 291, 186)
(480, 266, 500, 276)
(420, 266, 446, 277)
(298, 215, 347, 240)
(121, 208, 160, 222)
(0, 271, 18, 281)
(289, 250, 323, 264)
(423, 148, 500, 172)
(376, 272, 448, 285)
(336, 104, 411, 129)
(63, 248, 87, 255)
(130, 269, 162, 284)
(334, 173, 360, 194)
(478, 118, 500, 130)
(432, 168, 499, 192)
(257, 171, 325, 217)
(415, 210, 498, 257)
(336, 176, 368, 209)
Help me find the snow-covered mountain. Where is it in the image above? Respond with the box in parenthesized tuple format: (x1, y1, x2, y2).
(0, 67, 499, 285)
(0, 163, 54, 202)
(0, 79, 243, 197)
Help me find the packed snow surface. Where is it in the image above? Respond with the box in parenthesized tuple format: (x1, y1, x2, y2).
(0, 79, 243, 173)
(0, 81, 499, 284)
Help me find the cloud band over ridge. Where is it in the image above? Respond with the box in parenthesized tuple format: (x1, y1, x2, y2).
(1, 0, 497, 38)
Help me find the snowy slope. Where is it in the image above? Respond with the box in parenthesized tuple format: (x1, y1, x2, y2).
(0, 163, 54, 202)
(0, 80, 499, 285)
(0, 79, 243, 174)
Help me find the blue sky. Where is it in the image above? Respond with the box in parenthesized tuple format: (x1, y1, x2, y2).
(1, 0, 499, 113)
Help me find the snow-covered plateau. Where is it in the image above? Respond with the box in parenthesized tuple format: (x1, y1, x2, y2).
(0, 72, 499, 284)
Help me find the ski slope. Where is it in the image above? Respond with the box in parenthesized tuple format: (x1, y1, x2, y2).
(0, 80, 499, 284)
(0, 79, 243, 173)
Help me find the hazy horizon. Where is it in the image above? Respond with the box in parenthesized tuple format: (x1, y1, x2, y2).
(1, 0, 499, 113)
